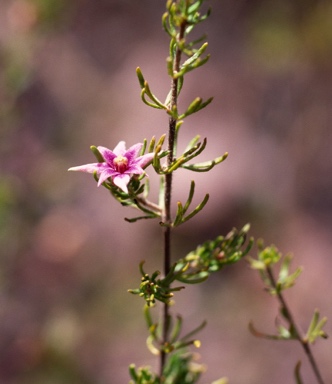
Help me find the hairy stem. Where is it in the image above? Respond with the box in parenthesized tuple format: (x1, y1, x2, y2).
(160, 19, 187, 379)
(266, 266, 325, 384)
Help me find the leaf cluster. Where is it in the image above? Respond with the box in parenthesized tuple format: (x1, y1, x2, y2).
(128, 261, 184, 306)
(248, 242, 328, 382)
(129, 305, 228, 384)
(249, 307, 328, 348)
(129, 225, 252, 307)
(136, 0, 211, 115)
(143, 305, 206, 356)
(178, 224, 253, 279)
(129, 351, 204, 384)
(162, 351, 204, 384)
(247, 243, 303, 295)
(129, 364, 158, 384)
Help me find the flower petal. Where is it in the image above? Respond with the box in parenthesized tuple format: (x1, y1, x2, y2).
(134, 152, 155, 168)
(68, 163, 106, 174)
(69, 141, 153, 191)
(126, 164, 144, 175)
(97, 146, 117, 165)
(113, 173, 130, 193)
(98, 169, 118, 186)
(112, 141, 126, 156)
(125, 143, 143, 163)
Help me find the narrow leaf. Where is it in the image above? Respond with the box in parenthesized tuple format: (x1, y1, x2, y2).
(146, 335, 160, 356)
(136, 67, 145, 89)
(182, 42, 208, 68)
(148, 136, 156, 153)
(184, 135, 201, 152)
(170, 315, 183, 343)
(176, 272, 209, 284)
(90, 146, 104, 162)
(182, 152, 228, 172)
(173, 201, 184, 227)
(181, 320, 207, 342)
(141, 89, 164, 109)
(143, 81, 166, 109)
(181, 193, 209, 224)
(182, 180, 196, 215)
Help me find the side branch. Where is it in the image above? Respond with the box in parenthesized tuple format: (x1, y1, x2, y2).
(266, 267, 325, 384)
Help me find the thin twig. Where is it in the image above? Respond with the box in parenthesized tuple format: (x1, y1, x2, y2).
(135, 197, 163, 214)
(266, 266, 325, 384)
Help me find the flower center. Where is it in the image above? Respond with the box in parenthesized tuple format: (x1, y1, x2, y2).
(113, 155, 128, 173)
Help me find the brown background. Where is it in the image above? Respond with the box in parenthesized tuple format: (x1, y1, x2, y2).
(1, 0, 332, 383)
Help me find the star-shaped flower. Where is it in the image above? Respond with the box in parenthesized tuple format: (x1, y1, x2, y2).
(69, 141, 154, 193)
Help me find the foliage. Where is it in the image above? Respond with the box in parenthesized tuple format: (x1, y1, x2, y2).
(69, 0, 328, 383)
(248, 243, 328, 383)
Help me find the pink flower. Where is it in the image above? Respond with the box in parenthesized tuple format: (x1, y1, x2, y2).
(69, 141, 154, 193)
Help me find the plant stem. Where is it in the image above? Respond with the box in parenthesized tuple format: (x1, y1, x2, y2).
(160, 18, 187, 380)
(266, 266, 325, 384)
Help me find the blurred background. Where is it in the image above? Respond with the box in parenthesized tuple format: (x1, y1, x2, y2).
(1, 0, 332, 383)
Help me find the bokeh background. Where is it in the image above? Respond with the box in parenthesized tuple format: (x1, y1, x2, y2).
(1, 0, 332, 383)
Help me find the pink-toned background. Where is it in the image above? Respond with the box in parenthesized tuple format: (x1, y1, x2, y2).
(1, 0, 331, 383)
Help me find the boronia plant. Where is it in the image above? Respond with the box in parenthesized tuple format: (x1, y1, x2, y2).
(69, 1, 328, 383)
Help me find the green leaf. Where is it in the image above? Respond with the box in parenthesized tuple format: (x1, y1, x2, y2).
(182, 152, 228, 172)
(163, 350, 204, 384)
(181, 320, 207, 342)
(258, 245, 281, 265)
(181, 42, 208, 68)
(247, 257, 266, 271)
(179, 96, 213, 119)
(90, 145, 104, 162)
(136, 66, 145, 89)
(159, 175, 165, 211)
(141, 88, 165, 109)
(187, 0, 202, 15)
(276, 323, 292, 339)
(162, 11, 176, 37)
(147, 136, 156, 153)
(166, 56, 174, 77)
(182, 180, 196, 215)
(175, 54, 210, 78)
(166, 138, 207, 173)
(211, 379, 229, 384)
(305, 309, 328, 343)
(170, 315, 183, 343)
(176, 271, 209, 284)
(144, 305, 154, 329)
(128, 364, 139, 381)
(156, 133, 166, 149)
(173, 201, 184, 227)
(184, 135, 200, 152)
(278, 253, 292, 281)
(279, 266, 303, 291)
(182, 225, 252, 277)
(181, 193, 209, 224)
(143, 81, 167, 109)
(146, 335, 161, 356)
